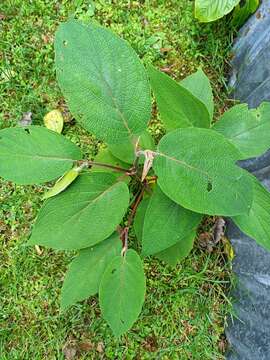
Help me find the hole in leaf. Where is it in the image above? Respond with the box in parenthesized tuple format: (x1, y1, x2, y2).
(111, 268, 116, 274)
(24, 128, 30, 134)
(63, 40, 68, 47)
(207, 181, 213, 192)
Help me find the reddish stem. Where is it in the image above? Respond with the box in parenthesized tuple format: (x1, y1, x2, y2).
(120, 186, 145, 255)
(78, 160, 132, 175)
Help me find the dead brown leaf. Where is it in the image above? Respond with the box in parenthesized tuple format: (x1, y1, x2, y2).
(218, 336, 228, 353)
(41, 33, 54, 44)
(160, 66, 173, 74)
(57, 99, 74, 123)
(62, 343, 77, 360)
(213, 217, 225, 244)
(78, 341, 94, 352)
(198, 232, 213, 251)
(96, 341, 104, 353)
(180, 319, 196, 336)
(198, 216, 225, 252)
(160, 47, 172, 53)
(142, 335, 158, 352)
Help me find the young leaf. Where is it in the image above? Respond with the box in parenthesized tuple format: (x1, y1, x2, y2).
(28, 173, 129, 250)
(195, 0, 240, 22)
(92, 149, 130, 184)
(92, 148, 129, 173)
(147, 65, 210, 131)
(133, 196, 151, 242)
(213, 103, 270, 160)
(232, 175, 270, 252)
(55, 20, 151, 144)
(153, 128, 253, 216)
(181, 68, 214, 120)
(61, 232, 121, 310)
(0, 126, 82, 185)
(142, 186, 202, 255)
(156, 230, 196, 267)
(99, 249, 146, 337)
(108, 131, 155, 164)
(42, 166, 81, 200)
(44, 109, 64, 134)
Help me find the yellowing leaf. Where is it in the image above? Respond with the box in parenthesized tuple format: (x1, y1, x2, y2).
(223, 237, 234, 261)
(44, 109, 64, 134)
(42, 166, 81, 200)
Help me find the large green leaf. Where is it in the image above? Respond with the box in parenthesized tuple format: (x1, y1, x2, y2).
(108, 131, 155, 164)
(99, 249, 146, 337)
(181, 68, 214, 120)
(147, 65, 210, 130)
(0, 126, 82, 184)
(28, 173, 129, 250)
(213, 103, 270, 160)
(142, 186, 202, 255)
(232, 176, 270, 252)
(61, 232, 121, 309)
(232, 0, 259, 27)
(133, 196, 150, 242)
(195, 0, 241, 22)
(55, 20, 151, 144)
(156, 230, 197, 267)
(153, 128, 253, 216)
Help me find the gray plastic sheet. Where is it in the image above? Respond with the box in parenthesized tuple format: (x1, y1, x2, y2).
(229, 0, 270, 108)
(226, 1, 270, 359)
(226, 154, 270, 359)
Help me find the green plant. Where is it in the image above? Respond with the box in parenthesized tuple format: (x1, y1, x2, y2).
(231, 0, 259, 27)
(1, 19, 270, 337)
(195, 0, 259, 23)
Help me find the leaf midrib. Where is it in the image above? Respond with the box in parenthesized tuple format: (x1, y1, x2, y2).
(85, 28, 133, 137)
(156, 151, 212, 181)
(144, 202, 183, 253)
(0, 153, 77, 162)
(227, 119, 265, 140)
(56, 181, 123, 228)
(34, 182, 124, 233)
(66, 240, 118, 301)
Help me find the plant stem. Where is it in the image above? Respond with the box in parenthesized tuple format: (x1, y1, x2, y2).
(78, 160, 131, 174)
(121, 186, 145, 256)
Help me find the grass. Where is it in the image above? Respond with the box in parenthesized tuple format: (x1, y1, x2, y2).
(0, 1, 235, 359)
